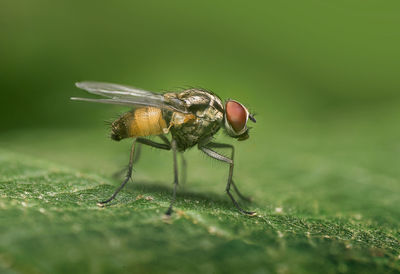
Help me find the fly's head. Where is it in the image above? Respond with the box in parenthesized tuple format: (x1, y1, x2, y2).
(223, 100, 256, 141)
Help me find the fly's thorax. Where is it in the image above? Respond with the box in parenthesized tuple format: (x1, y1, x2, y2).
(163, 89, 225, 150)
(170, 112, 197, 127)
(164, 89, 224, 113)
(111, 107, 168, 141)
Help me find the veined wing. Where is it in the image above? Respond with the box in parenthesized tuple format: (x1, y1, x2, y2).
(71, 81, 188, 113)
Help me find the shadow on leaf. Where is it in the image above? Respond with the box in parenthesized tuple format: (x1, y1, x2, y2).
(97, 180, 253, 212)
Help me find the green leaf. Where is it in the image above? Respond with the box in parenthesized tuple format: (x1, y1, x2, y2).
(1, 126, 400, 273)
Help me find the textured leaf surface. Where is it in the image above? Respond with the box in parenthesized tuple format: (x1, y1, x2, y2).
(1, 125, 399, 274)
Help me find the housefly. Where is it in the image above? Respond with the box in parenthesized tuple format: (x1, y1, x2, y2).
(71, 82, 257, 215)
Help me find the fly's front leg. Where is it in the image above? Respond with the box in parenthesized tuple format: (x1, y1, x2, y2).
(98, 139, 137, 206)
(199, 144, 256, 216)
(206, 142, 252, 202)
(165, 139, 179, 216)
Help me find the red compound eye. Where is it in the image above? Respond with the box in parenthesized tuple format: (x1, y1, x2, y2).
(226, 101, 247, 133)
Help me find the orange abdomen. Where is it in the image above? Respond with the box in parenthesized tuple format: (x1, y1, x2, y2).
(129, 107, 167, 137)
(111, 107, 168, 141)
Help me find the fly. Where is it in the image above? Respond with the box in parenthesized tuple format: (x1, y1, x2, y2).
(71, 81, 257, 216)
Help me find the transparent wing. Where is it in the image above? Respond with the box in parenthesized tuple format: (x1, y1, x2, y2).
(71, 81, 188, 113)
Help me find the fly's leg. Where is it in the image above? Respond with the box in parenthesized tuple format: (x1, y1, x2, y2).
(112, 143, 142, 179)
(199, 144, 256, 216)
(137, 137, 171, 150)
(133, 142, 142, 163)
(111, 135, 166, 179)
(160, 134, 187, 193)
(99, 139, 137, 205)
(206, 142, 252, 202)
(160, 135, 187, 185)
(231, 180, 252, 202)
(99, 138, 171, 206)
(158, 135, 171, 147)
(165, 139, 179, 216)
(138, 136, 178, 215)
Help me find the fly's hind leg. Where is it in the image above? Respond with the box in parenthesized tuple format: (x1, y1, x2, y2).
(98, 139, 137, 206)
(206, 142, 252, 202)
(99, 137, 171, 206)
(112, 136, 167, 179)
(133, 142, 142, 163)
(199, 143, 255, 216)
(112, 143, 142, 179)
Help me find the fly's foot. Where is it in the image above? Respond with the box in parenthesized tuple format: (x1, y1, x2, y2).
(165, 207, 173, 216)
(97, 200, 110, 207)
(243, 210, 257, 216)
(234, 202, 257, 216)
(227, 190, 256, 216)
(235, 205, 257, 216)
(97, 196, 116, 207)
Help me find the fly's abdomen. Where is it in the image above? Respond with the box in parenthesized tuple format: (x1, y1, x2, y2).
(111, 107, 167, 141)
(130, 107, 168, 137)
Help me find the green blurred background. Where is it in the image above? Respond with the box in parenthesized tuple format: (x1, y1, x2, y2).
(2, 0, 400, 129)
(1, 0, 400, 190)
(1, 0, 400, 272)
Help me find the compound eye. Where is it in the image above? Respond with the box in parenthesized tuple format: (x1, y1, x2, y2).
(226, 101, 247, 133)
